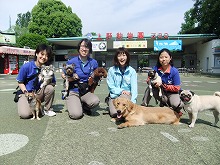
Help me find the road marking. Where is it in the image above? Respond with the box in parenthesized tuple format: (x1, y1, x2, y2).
(207, 81, 217, 83)
(88, 161, 104, 165)
(160, 132, 179, 142)
(0, 134, 29, 156)
(193, 81, 202, 83)
(88, 131, 100, 136)
(107, 127, 118, 132)
(178, 129, 191, 133)
(0, 89, 15, 92)
(191, 136, 209, 141)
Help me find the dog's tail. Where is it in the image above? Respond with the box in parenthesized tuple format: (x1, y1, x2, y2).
(214, 91, 220, 97)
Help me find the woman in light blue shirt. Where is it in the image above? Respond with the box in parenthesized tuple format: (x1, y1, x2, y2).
(106, 47, 137, 118)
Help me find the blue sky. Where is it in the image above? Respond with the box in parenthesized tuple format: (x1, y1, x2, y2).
(0, 0, 194, 36)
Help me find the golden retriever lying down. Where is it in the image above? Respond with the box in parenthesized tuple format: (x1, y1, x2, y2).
(113, 97, 181, 129)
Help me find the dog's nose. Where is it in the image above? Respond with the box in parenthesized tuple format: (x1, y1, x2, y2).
(117, 110, 121, 114)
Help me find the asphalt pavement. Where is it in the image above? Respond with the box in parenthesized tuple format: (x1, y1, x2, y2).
(0, 72, 220, 165)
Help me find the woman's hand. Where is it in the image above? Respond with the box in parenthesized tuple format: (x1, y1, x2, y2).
(68, 73, 79, 82)
(122, 90, 130, 95)
(154, 82, 162, 88)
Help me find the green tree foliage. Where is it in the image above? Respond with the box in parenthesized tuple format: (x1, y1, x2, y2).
(179, 9, 198, 34)
(28, 0, 82, 38)
(14, 12, 31, 37)
(180, 0, 220, 36)
(16, 33, 48, 49)
(16, 12, 31, 28)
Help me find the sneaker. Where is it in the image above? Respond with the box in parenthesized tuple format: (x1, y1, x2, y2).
(44, 110, 56, 117)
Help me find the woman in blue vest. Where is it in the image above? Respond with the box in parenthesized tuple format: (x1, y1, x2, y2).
(64, 38, 100, 119)
(16, 44, 56, 118)
(106, 47, 138, 118)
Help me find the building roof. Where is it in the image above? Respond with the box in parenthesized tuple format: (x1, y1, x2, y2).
(47, 33, 217, 51)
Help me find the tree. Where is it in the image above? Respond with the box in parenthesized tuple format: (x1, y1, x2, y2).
(28, 0, 82, 38)
(180, 0, 220, 36)
(179, 9, 198, 34)
(16, 12, 31, 28)
(16, 33, 48, 49)
(14, 12, 31, 37)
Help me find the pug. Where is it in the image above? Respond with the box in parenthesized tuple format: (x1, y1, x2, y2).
(148, 70, 162, 97)
(180, 90, 220, 128)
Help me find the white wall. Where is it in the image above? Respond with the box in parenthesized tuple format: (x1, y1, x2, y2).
(197, 41, 213, 73)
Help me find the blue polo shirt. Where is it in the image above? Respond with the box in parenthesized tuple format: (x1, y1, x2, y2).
(66, 56, 98, 92)
(16, 61, 56, 92)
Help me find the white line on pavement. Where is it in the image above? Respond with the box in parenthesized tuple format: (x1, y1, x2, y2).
(160, 132, 179, 142)
(0, 89, 15, 92)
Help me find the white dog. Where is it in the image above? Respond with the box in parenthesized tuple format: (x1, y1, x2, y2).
(180, 90, 220, 128)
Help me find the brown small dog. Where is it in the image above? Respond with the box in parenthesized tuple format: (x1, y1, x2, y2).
(88, 67, 107, 93)
(25, 91, 42, 120)
(62, 63, 79, 99)
(113, 97, 180, 129)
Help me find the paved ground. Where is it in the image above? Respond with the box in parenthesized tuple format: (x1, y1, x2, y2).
(0, 72, 220, 165)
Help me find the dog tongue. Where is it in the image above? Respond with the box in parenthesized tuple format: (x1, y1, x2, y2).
(117, 114, 122, 118)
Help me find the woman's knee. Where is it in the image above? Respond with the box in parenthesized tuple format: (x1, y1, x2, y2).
(68, 111, 83, 120)
(85, 97, 100, 108)
(45, 85, 55, 93)
(19, 111, 32, 119)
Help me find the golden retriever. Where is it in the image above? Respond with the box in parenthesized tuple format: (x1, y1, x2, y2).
(113, 97, 180, 129)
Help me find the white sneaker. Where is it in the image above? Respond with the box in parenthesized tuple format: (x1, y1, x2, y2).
(44, 110, 56, 117)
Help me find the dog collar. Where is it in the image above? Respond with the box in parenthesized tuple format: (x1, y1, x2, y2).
(184, 100, 192, 105)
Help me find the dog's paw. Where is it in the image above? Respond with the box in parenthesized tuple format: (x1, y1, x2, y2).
(117, 123, 127, 129)
(211, 123, 217, 127)
(111, 118, 116, 123)
(188, 124, 194, 128)
(150, 92, 153, 96)
(36, 117, 41, 120)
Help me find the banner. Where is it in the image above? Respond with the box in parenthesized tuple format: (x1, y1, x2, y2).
(92, 41, 107, 51)
(0, 34, 16, 44)
(154, 40, 182, 51)
(113, 41, 147, 48)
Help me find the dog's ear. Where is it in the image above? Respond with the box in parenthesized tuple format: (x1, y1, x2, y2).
(127, 99, 134, 112)
(153, 70, 156, 73)
(179, 89, 183, 94)
(112, 98, 116, 107)
(190, 90, 195, 96)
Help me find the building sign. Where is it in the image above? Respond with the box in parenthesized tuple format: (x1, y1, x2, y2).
(0, 34, 16, 44)
(154, 40, 182, 51)
(0, 46, 35, 55)
(113, 41, 147, 48)
(151, 33, 169, 39)
(92, 41, 107, 51)
(96, 32, 169, 40)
